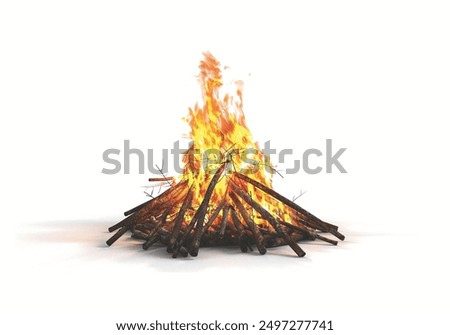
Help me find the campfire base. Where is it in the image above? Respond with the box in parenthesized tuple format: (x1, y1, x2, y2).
(107, 169, 345, 258)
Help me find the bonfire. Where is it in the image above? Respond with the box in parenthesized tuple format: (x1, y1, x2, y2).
(107, 53, 344, 258)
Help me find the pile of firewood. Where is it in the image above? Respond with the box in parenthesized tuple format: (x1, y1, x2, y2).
(106, 164, 344, 258)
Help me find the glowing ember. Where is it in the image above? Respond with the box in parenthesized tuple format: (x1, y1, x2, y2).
(107, 52, 344, 258)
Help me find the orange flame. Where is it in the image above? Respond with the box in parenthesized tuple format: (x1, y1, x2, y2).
(177, 52, 293, 226)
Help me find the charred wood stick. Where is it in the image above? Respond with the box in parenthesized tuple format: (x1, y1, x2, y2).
(124, 199, 152, 217)
(178, 246, 189, 257)
(108, 213, 135, 233)
(230, 208, 248, 253)
(178, 199, 225, 258)
(224, 219, 238, 242)
(201, 198, 226, 235)
(148, 177, 174, 182)
(172, 210, 199, 258)
(292, 213, 342, 240)
(106, 216, 135, 246)
(259, 227, 275, 236)
(131, 231, 149, 240)
(280, 218, 338, 245)
(167, 187, 193, 253)
(278, 220, 314, 240)
(266, 233, 306, 248)
(159, 227, 172, 244)
(219, 206, 231, 237)
(189, 164, 226, 257)
(232, 184, 306, 257)
(133, 223, 146, 234)
(279, 220, 338, 245)
(326, 228, 345, 241)
(230, 192, 266, 255)
(264, 229, 290, 248)
(270, 238, 288, 247)
(291, 232, 307, 242)
(234, 172, 341, 237)
(143, 234, 161, 249)
(295, 215, 345, 241)
(227, 219, 238, 233)
(314, 234, 339, 245)
(143, 209, 170, 250)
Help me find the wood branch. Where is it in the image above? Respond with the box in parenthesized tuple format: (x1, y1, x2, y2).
(278, 220, 314, 240)
(167, 187, 193, 253)
(201, 199, 226, 235)
(171, 210, 199, 258)
(108, 213, 135, 233)
(106, 215, 136, 246)
(143, 209, 170, 250)
(227, 217, 238, 234)
(181, 198, 226, 257)
(219, 206, 231, 237)
(295, 215, 345, 241)
(314, 234, 339, 245)
(159, 227, 171, 245)
(230, 192, 266, 255)
(232, 183, 306, 257)
(143, 234, 160, 249)
(265, 231, 305, 248)
(131, 231, 149, 240)
(194, 201, 227, 246)
(189, 164, 226, 257)
(123, 199, 153, 217)
(148, 177, 174, 182)
(178, 246, 189, 257)
(279, 220, 338, 245)
(230, 208, 248, 253)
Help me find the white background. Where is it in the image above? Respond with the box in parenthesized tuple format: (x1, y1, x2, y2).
(1, 1, 449, 334)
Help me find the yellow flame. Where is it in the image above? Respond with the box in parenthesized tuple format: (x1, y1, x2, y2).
(179, 52, 292, 226)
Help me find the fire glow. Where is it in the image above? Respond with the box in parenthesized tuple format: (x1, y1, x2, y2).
(106, 53, 344, 258)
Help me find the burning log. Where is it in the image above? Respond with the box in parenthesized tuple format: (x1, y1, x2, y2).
(167, 187, 193, 253)
(230, 192, 266, 255)
(106, 169, 344, 257)
(142, 209, 169, 250)
(234, 172, 345, 241)
(187, 197, 226, 257)
(230, 207, 250, 253)
(106, 52, 345, 258)
(231, 183, 306, 257)
(188, 164, 226, 256)
(218, 206, 231, 238)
